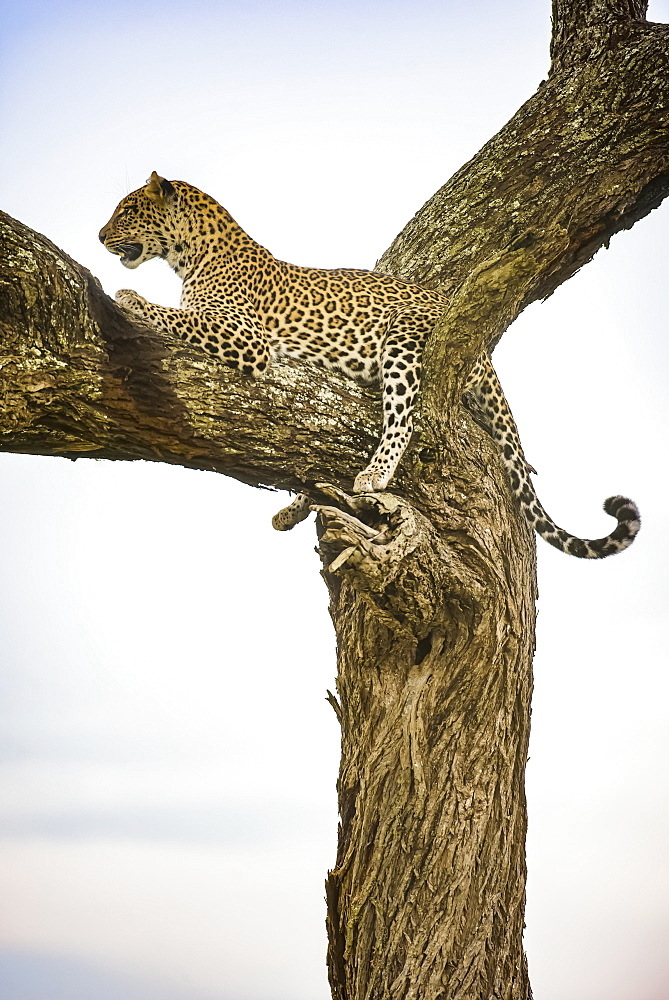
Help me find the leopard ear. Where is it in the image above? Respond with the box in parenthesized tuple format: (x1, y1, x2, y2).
(145, 171, 176, 204)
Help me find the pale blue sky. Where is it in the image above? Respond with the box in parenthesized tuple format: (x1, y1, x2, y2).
(1, 1, 669, 998)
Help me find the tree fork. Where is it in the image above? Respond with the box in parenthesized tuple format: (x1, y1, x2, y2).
(0, 3, 668, 999)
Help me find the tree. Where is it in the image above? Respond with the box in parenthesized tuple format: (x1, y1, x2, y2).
(1, 1, 667, 996)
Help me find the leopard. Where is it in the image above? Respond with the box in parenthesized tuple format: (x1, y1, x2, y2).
(99, 172, 640, 559)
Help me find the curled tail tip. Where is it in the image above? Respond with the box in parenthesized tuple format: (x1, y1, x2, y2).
(603, 495, 640, 524)
(601, 494, 641, 553)
(604, 494, 641, 539)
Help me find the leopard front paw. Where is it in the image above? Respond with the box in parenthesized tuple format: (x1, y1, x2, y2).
(353, 468, 391, 493)
(115, 289, 147, 315)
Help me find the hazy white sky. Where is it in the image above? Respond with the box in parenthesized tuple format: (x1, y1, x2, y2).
(1, 1, 668, 999)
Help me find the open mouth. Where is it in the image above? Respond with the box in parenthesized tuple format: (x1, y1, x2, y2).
(119, 243, 143, 265)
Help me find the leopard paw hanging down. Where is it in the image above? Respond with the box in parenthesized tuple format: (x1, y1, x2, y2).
(100, 172, 640, 559)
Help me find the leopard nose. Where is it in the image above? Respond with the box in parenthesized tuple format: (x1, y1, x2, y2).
(98, 224, 109, 244)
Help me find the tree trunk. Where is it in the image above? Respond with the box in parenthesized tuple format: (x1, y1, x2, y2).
(0, 3, 667, 997)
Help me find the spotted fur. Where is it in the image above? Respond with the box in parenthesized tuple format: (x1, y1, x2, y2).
(100, 173, 640, 558)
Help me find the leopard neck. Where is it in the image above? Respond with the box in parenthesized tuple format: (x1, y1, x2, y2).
(168, 183, 275, 281)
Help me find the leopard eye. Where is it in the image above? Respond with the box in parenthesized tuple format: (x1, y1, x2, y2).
(117, 204, 137, 220)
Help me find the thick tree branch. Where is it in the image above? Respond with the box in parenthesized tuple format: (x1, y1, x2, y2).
(551, 0, 649, 70)
(378, 18, 669, 329)
(0, 213, 383, 498)
(554, 0, 648, 18)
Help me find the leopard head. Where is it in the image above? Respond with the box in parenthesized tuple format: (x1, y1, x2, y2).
(99, 171, 179, 269)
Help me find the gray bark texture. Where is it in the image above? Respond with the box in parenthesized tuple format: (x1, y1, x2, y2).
(1, 1, 668, 997)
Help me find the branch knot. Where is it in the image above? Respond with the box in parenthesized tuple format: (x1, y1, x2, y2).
(314, 485, 420, 593)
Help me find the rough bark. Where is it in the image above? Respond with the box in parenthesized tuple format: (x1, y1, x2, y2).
(317, 484, 536, 1000)
(0, 2, 667, 998)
